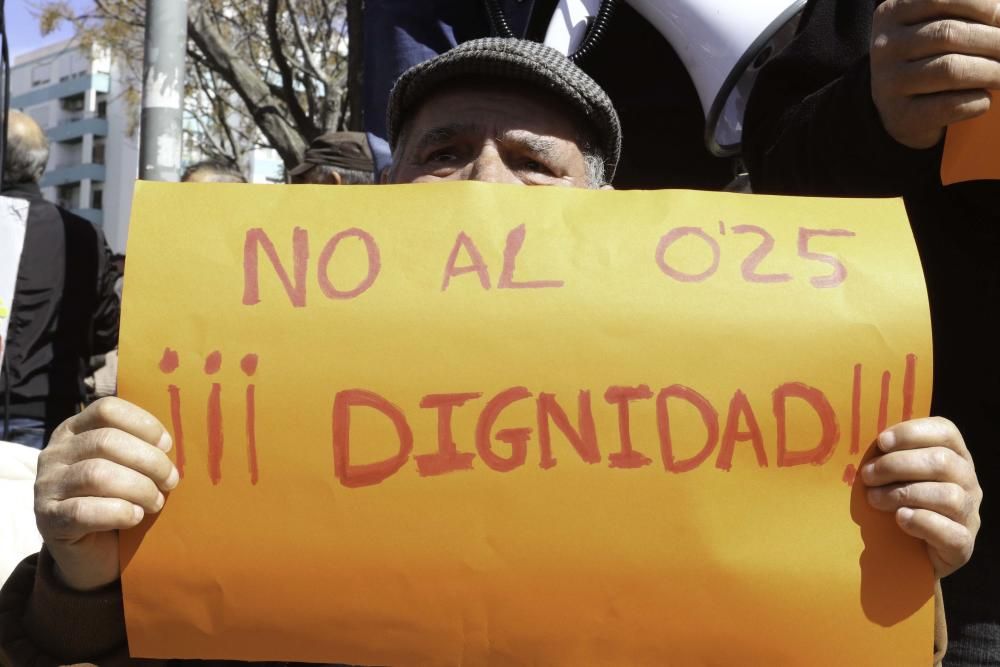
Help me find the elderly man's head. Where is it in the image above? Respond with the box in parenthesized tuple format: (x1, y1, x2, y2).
(385, 39, 621, 189)
(3, 111, 51, 187)
(181, 160, 246, 184)
(288, 131, 375, 185)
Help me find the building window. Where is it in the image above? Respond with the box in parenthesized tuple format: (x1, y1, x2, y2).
(97, 94, 108, 119)
(92, 186, 104, 211)
(60, 94, 86, 123)
(61, 94, 85, 112)
(31, 64, 51, 87)
(93, 138, 106, 165)
(57, 184, 80, 210)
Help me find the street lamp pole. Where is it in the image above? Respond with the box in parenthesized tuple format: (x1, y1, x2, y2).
(139, 0, 188, 181)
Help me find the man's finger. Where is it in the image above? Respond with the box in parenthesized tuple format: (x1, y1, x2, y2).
(56, 427, 178, 492)
(880, 0, 1000, 28)
(877, 416, 974, 462)
(55, 397, 172, 452)
(867, 481, 974, 522)
(37, 496, 144, 542)
(52, 459, 166, 514)
(906, 19, 1000, 60)
(907, 88, 994, 127)
(896, 507, 975, 574)
(899, 54, 1000, 94)
(861, 446, 975, 487)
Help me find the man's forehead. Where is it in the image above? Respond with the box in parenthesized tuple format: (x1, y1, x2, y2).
(413, 121, 563, 154)
(403, 81, 591, 143)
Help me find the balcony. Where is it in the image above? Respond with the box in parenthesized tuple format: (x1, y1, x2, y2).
(47, 117, 109, 143)
(40, 163, 106, 188)
(11, 73, 111, 109)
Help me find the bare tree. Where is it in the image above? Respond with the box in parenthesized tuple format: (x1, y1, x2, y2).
(35, 0, 357, 168)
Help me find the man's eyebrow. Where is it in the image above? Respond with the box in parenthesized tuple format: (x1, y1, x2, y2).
(413, 123, 476, 154)
(500, 131, 559, 159)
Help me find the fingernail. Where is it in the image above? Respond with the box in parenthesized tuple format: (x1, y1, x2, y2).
(861, 462, 876, 482)
(897, 507, 914, 523)
(154, 492, 165, 511)
(132, 505, 144, 523)
(878, 430, 896, 451)
(165, 466, 180, 490)
(867, 487, 884, 503)
(156, 432, 173, 452)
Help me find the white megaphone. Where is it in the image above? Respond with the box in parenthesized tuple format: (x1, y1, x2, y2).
(544, 0, 807, 157)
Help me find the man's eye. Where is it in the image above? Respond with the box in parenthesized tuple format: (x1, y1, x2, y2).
(523, 159, 551, 174)
(427, 150, 457, 163)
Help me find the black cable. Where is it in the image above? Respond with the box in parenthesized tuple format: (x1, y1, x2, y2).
(484, 0, 516, 38)
(567, 0, 616, 64)
(1, 0, 12, 439)
(2, 355, 9, 441)
(1, 0, 8, 186)
(483, 0, 618, 65)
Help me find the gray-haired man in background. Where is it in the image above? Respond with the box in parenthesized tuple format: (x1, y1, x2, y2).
(0, 111, 120, 449)
(288, 131, 376, 185)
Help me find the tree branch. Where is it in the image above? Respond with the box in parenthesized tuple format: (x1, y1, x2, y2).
(265, 0, 317, 141)
(285, 0, 328, 83)
(188, 1, 307, 166)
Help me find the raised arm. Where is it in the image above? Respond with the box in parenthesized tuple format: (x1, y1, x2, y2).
(743, 0, 1000, 196)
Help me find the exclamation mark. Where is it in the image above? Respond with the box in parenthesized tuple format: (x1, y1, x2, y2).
(876, 370, 892, 434)
(159, 348, 185, 478)
(241, 354, 259, 485)
(843, 363, 864, 485)
(902, 354, 917, 421)
(205, 351, 224, 485)
(850, 363, 862, 455)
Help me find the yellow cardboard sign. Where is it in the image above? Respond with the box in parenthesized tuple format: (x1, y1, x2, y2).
(942, 101, 1000, 184)
(119, 182, 934, 665)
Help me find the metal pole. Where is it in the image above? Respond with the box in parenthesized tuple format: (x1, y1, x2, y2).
(139, 0, 188, 181)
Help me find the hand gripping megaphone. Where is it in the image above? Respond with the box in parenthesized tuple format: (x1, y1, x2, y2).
(544, 0, 807, 157)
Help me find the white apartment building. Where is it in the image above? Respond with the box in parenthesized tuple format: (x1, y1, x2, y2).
(10, 40, 139, 253)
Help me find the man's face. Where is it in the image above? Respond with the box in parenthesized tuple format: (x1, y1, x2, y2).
(390, 83, 596, 188)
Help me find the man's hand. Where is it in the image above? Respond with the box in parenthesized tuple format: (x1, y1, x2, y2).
(863, 417, 982, 578)
(34, 398, 178, 591)
(870, 0, 1000, 149)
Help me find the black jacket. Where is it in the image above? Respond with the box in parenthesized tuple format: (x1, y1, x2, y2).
(742, 0, 1000, 661)
(0, 181, 120, 429)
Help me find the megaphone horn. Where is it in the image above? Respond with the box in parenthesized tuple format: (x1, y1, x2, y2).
(544, 0, 807, 157)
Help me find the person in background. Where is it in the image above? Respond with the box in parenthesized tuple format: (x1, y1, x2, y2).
(742, 1, 1000, 663)
(287, 131, 376, 185)
(180, 159, 246, 184)
(0, 111, 120, 450)
(85, 255, 124, 405)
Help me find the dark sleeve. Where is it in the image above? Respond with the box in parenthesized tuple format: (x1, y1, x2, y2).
(742, 0, 942, 197)
(91, 228, 121, 356)
(0, 548, 153, 666)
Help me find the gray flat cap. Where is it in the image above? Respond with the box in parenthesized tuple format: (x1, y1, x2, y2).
(387, 37, 622, 180)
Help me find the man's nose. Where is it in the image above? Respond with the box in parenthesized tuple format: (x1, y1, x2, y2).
(464, 148, 520, 185)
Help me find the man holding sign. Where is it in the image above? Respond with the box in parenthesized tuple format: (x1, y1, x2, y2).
(743, 0, 1000, 661)
(1, 39, 984, 665)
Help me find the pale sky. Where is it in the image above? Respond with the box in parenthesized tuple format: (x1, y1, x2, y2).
(6, 0, 82, 60)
